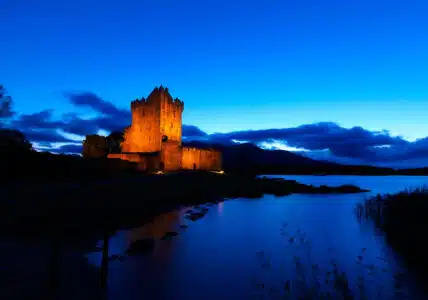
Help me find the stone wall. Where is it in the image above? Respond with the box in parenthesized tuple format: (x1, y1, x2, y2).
(107, 153, 143, 163)
(121, 97, 161, 153)
(83, 135, 108, 158)
(160, 141, 182, 171)
(121, 86, 184, 153)
(181, 147, 222, 171)
(181, 147, 200, 170)
(158, 87, 184, 144)
(97, 86, 222, 172)
(107, 153, 161, 171)
(200, 148, 222, 170)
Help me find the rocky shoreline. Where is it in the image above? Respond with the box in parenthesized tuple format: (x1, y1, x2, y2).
(1, 172, 369, 239)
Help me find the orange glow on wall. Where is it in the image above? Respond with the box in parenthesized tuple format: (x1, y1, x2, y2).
(102, 86, 222, 172)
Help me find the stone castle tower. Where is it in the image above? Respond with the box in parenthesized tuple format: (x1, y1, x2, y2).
(105, 86, 222, 172)
(121, 86, 184, 153)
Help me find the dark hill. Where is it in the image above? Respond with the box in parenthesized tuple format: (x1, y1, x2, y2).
(183, 141, 398, 175)
(398, 167, 428, 175)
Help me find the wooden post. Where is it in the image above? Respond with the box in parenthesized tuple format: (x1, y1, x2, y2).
(100, 233, 110, 293)
(50, 233, 60, 299)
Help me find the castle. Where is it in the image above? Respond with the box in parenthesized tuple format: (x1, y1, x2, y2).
(86, 86, 222, 172)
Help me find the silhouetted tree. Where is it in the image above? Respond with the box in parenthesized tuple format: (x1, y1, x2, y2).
(0, 85, 14, 126)
(106, 131, 124, 154)
(0, 129, 33, 153)
(82, 134, 108, 158)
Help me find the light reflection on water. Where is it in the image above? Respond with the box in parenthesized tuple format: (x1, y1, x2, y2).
(217, 201, 224, 216)
(84, 175, 428, 300)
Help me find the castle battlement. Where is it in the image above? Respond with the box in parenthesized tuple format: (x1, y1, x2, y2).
(106, 85, 221, 172)
(172, 98, 184, 111)
(130, 97, 147, 109)
(170, 98, 184, 111)
(131, 86, 184, 111)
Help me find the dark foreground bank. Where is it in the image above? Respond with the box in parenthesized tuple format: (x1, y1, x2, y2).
(1, 172, 368, 238)
(356, 187, 428, 291)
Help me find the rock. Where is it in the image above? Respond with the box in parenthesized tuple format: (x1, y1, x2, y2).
(336, 184, 369, 193)
(126, 238, 155, 256)
(185, 211, 206, 221)
(161, 231, 179, 240)
(198, 207, 209, 213)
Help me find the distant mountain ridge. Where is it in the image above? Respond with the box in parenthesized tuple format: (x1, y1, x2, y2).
(182, 141, 402, 175)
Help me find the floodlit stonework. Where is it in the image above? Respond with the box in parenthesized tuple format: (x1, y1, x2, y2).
(84, 86, 222, 172)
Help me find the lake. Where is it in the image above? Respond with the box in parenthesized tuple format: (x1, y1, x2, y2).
(85, 175, 428, 299)
(2, 175, 428, 299)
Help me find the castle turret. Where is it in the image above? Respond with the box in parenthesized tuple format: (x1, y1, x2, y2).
(121, 85, 184, 153)
(157, 87, 183, 145)
(105, 85, 222, 172)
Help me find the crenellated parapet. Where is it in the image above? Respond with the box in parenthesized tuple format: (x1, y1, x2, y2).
(130, 97, 147, 110)
(129, 86, 184, 116)
(172, 97, 184, 112)
(100, 84, 221, 172)
(138, 85, 185, 112)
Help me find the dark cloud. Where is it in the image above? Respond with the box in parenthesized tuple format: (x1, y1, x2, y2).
(208, 122, 419, 163)
(63, 92, 131, 133)
(24, 130, 74, 144)
(210, 122, 406, 151)
(47, 144, 83, 154)
(12, 110, 85, 145)
(60, 114, 100, 136)
(12, 93, 133, 145)
(403, 137, 428, 157)
(13, 93, 204, 145)
(182, 125, 208, 137)
(377, 137, 428, 162)
(10, 91, 428, 167)
(64, 92, 129, 118)
(92, 115, 130, 133)
(14, 110, 63, 129)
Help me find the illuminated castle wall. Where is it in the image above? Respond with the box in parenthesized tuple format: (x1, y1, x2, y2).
(106, 86, 222, 172)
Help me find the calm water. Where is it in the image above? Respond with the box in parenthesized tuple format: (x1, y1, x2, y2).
(82, 175, 428, 300)
(2, 176, 427, 299)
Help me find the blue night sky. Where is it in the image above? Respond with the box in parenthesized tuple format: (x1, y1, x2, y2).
(1, 0, 428, 167)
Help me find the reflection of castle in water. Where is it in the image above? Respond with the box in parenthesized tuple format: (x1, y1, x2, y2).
(126, 210, 181, 241)
(217, 201, 224, 216)
(126, 203, 225, 244)
(125, 209, 187, 259)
